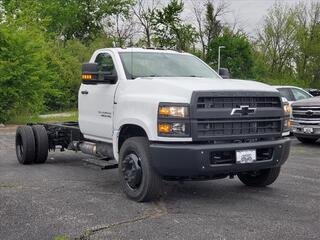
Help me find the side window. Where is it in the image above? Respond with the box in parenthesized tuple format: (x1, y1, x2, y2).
(292, 88, 312, 101)
(278, 88, 294, 101)
(95, 53, 116, 74)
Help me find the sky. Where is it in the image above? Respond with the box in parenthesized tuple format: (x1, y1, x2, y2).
(181, 0, 320, 37)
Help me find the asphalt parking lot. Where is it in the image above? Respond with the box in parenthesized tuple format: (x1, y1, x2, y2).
(0, 128, 319, 240)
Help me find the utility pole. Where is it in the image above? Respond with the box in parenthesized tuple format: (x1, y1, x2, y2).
(218, 46, 226, 73)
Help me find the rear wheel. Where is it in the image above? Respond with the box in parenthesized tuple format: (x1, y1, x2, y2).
(119, 137, 162, 202)
(238, 167, 281, 187)
(32, 125, 49, 164)
(297, 137, 318, 144)
(15, 126, 36, 164)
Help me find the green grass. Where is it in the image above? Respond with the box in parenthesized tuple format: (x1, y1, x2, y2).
(0, 184, 17, 189)
(8, 111, 78, 125)
(53, 236, 69, 240)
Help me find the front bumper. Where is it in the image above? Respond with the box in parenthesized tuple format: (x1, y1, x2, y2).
(149, 138, 291, 178)
(291, 120, 320, 138)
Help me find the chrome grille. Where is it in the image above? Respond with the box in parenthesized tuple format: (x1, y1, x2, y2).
(292, 107, 320, 119)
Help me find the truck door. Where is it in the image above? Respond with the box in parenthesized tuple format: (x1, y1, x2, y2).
(79, 52, 118, 142)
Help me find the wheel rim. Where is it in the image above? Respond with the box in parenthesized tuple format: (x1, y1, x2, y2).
(16, 134, 23, 160)
(122, 153, 142, 190)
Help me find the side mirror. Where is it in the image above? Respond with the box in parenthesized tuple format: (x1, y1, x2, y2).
(81, 63, 117, 84)
(219, 68, 231, 79)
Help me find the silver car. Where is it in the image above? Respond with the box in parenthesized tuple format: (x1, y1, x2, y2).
(275, 86, 313, 105)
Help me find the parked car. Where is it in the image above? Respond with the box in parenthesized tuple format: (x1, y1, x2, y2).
(275, 86, 313, 105)
(306, 88, 320, 97)
(291, 96, 320, 144)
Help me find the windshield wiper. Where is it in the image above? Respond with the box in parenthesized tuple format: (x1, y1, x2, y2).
(183, 75, 203, 78)
(133, 74, 169, 79)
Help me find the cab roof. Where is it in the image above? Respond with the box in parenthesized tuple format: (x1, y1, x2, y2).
(96, 47, 189, 55)
(274, 85, 304, 89)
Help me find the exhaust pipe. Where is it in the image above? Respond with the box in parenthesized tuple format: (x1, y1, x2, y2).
(74, 141, 114, 159)
(79, 142, 97, 155)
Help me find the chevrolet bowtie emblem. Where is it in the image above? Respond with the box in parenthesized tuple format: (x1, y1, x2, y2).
(231, 105, 256, 116)
(306, 110, 314, 116)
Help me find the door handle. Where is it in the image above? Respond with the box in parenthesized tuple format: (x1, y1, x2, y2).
(81, 90, 89, 95)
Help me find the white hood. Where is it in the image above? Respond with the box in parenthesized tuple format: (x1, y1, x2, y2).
(147, 77, 278, 92)
(119, 77, 279, 104)
(115, 77, 280, 142)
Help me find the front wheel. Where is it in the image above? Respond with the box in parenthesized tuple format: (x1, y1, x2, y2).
(238, 167, 281, 187)
(119, 137, 162, 202)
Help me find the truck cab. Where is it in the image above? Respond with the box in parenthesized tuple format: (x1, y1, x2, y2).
(15, 48, 291, 202)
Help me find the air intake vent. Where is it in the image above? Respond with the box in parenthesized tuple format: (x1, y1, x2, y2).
(197, 96, 281, 109)
(197, 119, 281, 138)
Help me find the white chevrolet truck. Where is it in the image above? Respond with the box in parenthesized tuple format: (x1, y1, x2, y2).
(15, 48, 291, 202)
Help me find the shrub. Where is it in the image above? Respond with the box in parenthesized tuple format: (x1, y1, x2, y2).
(0, 26, 48, 122)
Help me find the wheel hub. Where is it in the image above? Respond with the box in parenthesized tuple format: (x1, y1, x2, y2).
(122, 153, 142, 189)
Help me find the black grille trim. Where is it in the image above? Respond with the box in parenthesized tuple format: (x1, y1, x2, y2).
(197, 96, 281, 109)
(197, 119, 281, 137)
(191, 91, 283, 141)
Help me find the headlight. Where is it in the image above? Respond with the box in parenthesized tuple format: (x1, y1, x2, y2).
(283, 119, 291, 129)
(158, 103, 190, 137)
(283, 103, 291, 116)
(158, 123, 187, 135)
(159, 105, 189, 118)
(282, 102, 291, 132)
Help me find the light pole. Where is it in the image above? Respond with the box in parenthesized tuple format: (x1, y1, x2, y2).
(218, 46, 226, 73)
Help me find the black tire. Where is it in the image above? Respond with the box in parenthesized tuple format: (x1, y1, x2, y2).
(238, 167, 281, 187)
(119, 137, 162, 202)
(15, 126, 36, 164)
(32, 125, 49, 164)
(297, 137, 318, 144)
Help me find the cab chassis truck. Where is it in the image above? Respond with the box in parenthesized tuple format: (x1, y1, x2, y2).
(15, 48, 291, 202)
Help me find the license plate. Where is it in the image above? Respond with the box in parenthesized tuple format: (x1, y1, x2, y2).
(236, 149, 256, 164)
(303, 127, 314, 134)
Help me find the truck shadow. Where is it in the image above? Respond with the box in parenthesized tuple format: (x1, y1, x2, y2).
(160, 179, 279, 203)
(45, 151, 283, 205)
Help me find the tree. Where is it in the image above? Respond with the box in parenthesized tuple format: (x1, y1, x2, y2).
(294, 2, 320, 87)
(152, 0, 198, 51)
(102, 0, 136, 47)
(2, 0, 135, 42)
(105, 9, 136, 47)
(207, 28, 254, 79)
(132, 0, 160, 47)
(0, 25, 48, 122)
(192, 0, 227, 59)
(257, 3, 297, 76)
(0, 1, 4, 22)
(0, 0, 129, 122)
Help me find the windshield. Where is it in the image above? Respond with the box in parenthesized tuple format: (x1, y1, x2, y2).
(119, 52, 221, 79)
